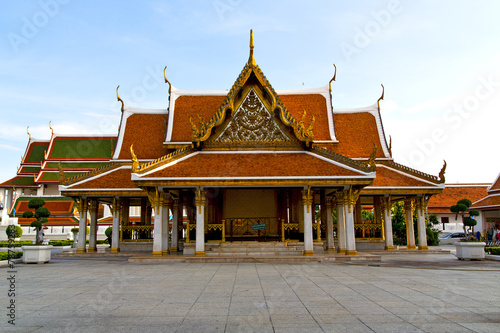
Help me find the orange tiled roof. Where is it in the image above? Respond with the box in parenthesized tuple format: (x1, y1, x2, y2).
(71, 168, 137, 189)
(280, 94, 331, 141)
(489, 174, 500, 193)
(169, 95, 226, 142)
(428, 185, 489, 211)
(15, 200, 74, 214)
(144, 152, 365, 178)
(329, 112, 385, 158)
(367, 165, 437, 187)
(118, 113, 170, 159)
(471, 194, 500, 210)
(18, 217, 78, 226)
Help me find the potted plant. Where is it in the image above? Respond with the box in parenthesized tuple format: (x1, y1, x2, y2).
(450, 198, 484, 260)
(21, 198, 53, 264)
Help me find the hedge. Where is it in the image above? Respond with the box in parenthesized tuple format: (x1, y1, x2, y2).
(0, 252, 23, 260)
(485, 247, 500, 256)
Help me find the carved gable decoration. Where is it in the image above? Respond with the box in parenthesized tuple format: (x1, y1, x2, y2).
(214, 89, 290, 144)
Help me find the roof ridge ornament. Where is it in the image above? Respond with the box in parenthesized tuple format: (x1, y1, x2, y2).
(329, 64, 337, 93)
(377, 84, 384, 110)
(116, 85, 125, 112)
(439, 160, 446, 183)
(49, 121, 54, 135)
(58, 162, 66, 182)
(248, 29, 256, 67)
(163, 66, 172, 95)
(130, 145, 139, 172)
(27, 126, 31, 140)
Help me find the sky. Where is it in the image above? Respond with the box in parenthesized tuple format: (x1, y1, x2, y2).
(1, 0, 499, 185)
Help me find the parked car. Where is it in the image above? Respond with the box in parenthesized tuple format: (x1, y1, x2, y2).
(439, 232, 466, 245)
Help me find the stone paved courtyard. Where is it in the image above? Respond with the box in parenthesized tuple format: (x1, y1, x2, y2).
(2, 252, 500, 332)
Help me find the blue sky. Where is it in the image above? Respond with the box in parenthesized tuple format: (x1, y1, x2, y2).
(1, 0, 499, 184)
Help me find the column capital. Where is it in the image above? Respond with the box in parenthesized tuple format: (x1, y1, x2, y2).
(301, 186, 313, 213)
(334, 191, 345, 206)
(147, 187, 168, 215)
(325, 197, 333, 209)
(345, 187, 360, 213)
(88, 199, 98, 212)
(73, 197, 87, 214)
(195, 187, 206, 214)
(404, 198, 414, 211)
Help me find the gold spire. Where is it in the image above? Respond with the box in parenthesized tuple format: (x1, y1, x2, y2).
(439, 160, 447, 183)
(248, 29, 256, 67)
(116, 85, 124, 112)
(27, 126, 31, 140)
(163, 66, 172, 96)
(377, 84, 384, 110)
(49, 121, 53, 135)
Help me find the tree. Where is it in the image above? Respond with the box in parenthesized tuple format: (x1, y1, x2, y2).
(22, 198, 50, 245)
(450, 198, 480, 238)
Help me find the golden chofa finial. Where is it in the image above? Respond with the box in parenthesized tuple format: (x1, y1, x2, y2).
(27, 126, 31, 140)
(439, 160, 447, 183)
(49, 121, 54, 135)
(377, 84, 384, 110)
(329, 64, 337, 93)
(248, 29, 256, 67)
(116, 85, 124, 112)
(163, 66, 172, 95)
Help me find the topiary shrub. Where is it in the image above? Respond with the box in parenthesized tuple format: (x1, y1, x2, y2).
(105, 227, 112, 237)
(450, 198, 480, 239)
(22, 198, 51, 245)
(6, 225, 23, 239)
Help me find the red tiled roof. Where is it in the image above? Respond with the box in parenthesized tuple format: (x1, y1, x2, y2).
(280, 94, 331, 141)
(144, 152, 365, 178)
(71, 168, 137, 189)
(18, 217, 78, 226)
(428, 185, 489, 210)
(329, 112, 385, 158)
(15, 199, 74, 215)
(471, 194, 500, 210)
(118, 114, 170, 159)
(489, 174, 500, 193)
(367, 165, 436, 187)
(169, 95, 226, 142)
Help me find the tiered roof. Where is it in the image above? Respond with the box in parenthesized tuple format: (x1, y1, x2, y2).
(471, 173, 500, 210)
(12, 196, 78, 226)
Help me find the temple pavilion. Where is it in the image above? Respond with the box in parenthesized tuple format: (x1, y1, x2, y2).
(4, 31, 446, 256)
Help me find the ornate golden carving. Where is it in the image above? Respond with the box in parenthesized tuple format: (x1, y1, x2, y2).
(130, 145, 139, 172)
(439, 160, 446, 183)
(49, 121, 53, 135)
(302, 186, 313, 213)
(73, 197, 87, 214)
(377, 84, 384, 110)
(190, 111, 208, 141)
(195, 187, 206, 214)
(27, 126, 31, 140)
(58, 162, 66, 182)
(367, 143, 377, 171)
(116, 85, 124, 112)
(163, 65, 171, 96)
(88, 199, 98, 212)
(147, 187, 167, 215)
(215, 89, 289, 143)
(346, 187, 361, 213)
(329, 64, 337, 93)
(297, 110, 315, 142)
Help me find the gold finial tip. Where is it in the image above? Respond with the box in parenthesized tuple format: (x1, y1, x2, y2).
(248, 29, 256, 66)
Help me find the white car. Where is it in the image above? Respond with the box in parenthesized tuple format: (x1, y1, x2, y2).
(439, 232, 466, 245)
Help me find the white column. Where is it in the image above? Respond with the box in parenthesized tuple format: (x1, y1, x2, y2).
(77, 198, 87, 253)
(405, 199, 416, 249)
(162, 202, 170, 255)
(326, 198, 335, 251)
(344, 189, 358, 255)
(382, 197, 394, 250)
(302, 188, 314, 256)
(6, 189, 13, 214)
(88, 200, 98, 252)
(111, 200, 120, 252)
(195, 188, 206, 256)
(336, 194, 346, 254)
(152, 205, 164, 256)
(171, 199, 179, 252)
(416, 196, 428, 250)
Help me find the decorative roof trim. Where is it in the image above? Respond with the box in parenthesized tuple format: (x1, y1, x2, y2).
(374, 164, 442, 187)
(487, 172, 500, 193)
(311, 146, 372, 173)
(134, 144, 195, 175)
(61, 163, 122, 187)
(380, 160, 441, 184)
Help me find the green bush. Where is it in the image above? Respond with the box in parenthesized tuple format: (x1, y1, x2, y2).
(48, 240, 73, 246)
(426, 227, 440, 246)
(6, 225, 23, 238)
(0, 241, 33, 247)
(71, 227, 90, 234)
(105, 227, 112, 237)
(0, 252, 23, 260)
(485, 247, 500, 255)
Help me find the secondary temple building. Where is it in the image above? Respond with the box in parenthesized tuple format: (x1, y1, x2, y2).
(1, 31, 446, 255)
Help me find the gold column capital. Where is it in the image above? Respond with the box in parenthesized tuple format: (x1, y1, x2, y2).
(195, 187, 206, 214)
(346, 187, 360, 213)
(301, 186, 313, 213)
(73, 197, 87, 214)
(147, 187, 167, 215)
(404, 198, 414, 211)
(88, 199, 98, 212)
